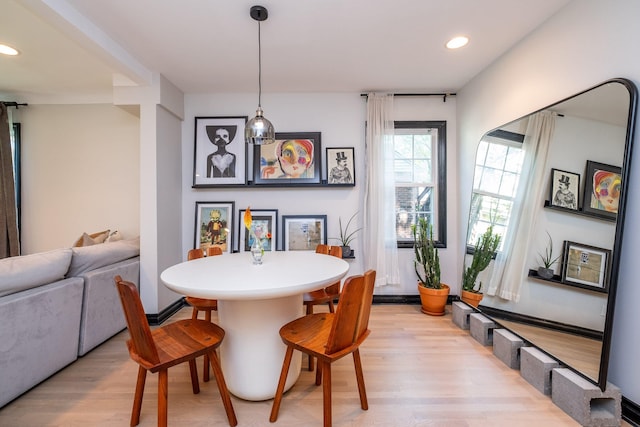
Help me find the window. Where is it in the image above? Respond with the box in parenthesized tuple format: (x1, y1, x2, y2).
(394, 121, 446, 248)
(466, 129, 524, 252)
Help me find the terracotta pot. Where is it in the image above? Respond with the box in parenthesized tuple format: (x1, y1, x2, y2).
(461, 290, 483, 308)
(417, 283, 450, 316)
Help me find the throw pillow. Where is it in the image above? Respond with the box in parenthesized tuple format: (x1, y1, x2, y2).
(105, 230, 123, 242)
(73, 229, 110, 247)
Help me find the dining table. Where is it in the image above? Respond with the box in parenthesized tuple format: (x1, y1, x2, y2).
(160, 250, 349, 401)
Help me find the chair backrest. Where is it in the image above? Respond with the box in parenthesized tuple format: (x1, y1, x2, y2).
(328, 245, 342, 258)
(207, 246, 223, 256)
(356, 269, 376, 338)
(325, 274, 366, 354)
(315, 244, 329, 255)
(187, 248, 205, 260)
(114, 275, 160, 365)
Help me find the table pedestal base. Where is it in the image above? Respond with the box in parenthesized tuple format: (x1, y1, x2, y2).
(217, 295, 303, 401)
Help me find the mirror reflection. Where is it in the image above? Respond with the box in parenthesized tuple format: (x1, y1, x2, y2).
(461, 79, 637, 389)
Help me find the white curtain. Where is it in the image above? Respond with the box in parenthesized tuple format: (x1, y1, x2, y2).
(486, 111, 556, 301)
(363, 93, 400, 287)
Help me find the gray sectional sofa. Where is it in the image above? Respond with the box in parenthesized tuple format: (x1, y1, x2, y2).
(0, 238, 140, 408)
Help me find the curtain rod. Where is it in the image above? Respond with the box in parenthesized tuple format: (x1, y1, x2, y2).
(360, 93, 456, 102)
(1, 101, 28, 109)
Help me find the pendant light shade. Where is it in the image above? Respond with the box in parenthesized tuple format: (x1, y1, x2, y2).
(245, 5, 275, 145)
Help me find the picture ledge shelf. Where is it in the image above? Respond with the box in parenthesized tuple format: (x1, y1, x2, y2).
(543, 200, 615, 222)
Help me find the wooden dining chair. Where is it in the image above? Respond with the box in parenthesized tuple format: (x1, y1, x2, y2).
(303, 244, 343, 371)
(270, 269, 376, 427)
(113, 275, 237, 427)
(185, 246, 222, 381)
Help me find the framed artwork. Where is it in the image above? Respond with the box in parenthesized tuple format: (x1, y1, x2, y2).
(549, 168, 579, 210)
(582, 160, 621, 219)
(194, 201, 234, 254)
(253, 132, 322, 185)
(561, 240, 611, 291)
(326, 147, 355, 186)
(282, 215, 327, 251)
(238, 209, 277, 252)
(193, 116, 247, 187)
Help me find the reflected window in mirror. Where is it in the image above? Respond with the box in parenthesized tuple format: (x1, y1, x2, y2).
(467, 129, 524, 252)
(394, 121, 447, 248)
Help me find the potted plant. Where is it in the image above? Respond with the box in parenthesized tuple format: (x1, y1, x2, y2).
(412, 217, 449, 315)
(538, 231, 560, 279)
(461, 225, 501, 307)
(330, 211, 361, 258)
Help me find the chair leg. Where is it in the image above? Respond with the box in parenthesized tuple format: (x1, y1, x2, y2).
(315, 358, 323, 386)
(269, 346, 294, 423)
(306, 304, 315, 372)
(131, 366, 147, 427)
(191, 307, 199, 320)
(209, 351, 238, 427)
(352, 349, 368, 410)
(321, 361, 332, 427)
(203, 309, 212, 382)
(328, 300, 335, 313)
(158, 369, 169, 427)
(188, 359, 200, 394)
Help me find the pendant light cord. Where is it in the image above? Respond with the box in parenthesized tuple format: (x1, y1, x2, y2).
(257, 20, 262, 108)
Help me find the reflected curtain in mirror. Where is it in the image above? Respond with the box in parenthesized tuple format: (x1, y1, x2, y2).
(486, 111, 556, 301)
(0, 103, 19, 258)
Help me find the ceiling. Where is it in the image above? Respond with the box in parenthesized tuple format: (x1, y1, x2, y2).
(1, 0, 572, 103)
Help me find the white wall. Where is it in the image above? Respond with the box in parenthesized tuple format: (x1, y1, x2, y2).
(15, 104, 139, 253)
(457, 0, 640, 405)
(182, 93, 459, 295)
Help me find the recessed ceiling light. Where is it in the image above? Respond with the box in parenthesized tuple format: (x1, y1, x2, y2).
(446, 36, 469, 50)
(0, 44, 19, 56)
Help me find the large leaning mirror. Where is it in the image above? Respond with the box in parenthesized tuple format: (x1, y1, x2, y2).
(461, 78, 637, 390)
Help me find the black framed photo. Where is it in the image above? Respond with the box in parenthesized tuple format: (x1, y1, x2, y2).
(238, 208, 277, 252)
(561, 240, 611, 291)
(193, 116, 247, 187)
(582, 160, 621, 219)
(549, 168, 579, 210)
(282, 215, 327, 251)
(253, 132, 321, 185)
(326, 147, 355, 186)
(194, 201, 234, 254)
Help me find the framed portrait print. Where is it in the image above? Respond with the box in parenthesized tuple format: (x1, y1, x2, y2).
(282, 215, 327, 251)
(549, 168, 579, 210)
(582, 160, 621, 220)
(326, 147, 355, 186)
(253, 132, 322, 186)
(194, 201, 234, 254)
(561, 241, 611, 292)
(238, 209, 277, 252)
(193, 116, 247, 187)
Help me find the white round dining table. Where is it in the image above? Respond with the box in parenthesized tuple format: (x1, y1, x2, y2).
(160, 251, 349, 401)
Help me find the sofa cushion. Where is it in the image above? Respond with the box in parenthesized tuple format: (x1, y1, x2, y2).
(67, 238, 140, 277)
(0, 248, 73, 297)
(73, 229, 110, 247)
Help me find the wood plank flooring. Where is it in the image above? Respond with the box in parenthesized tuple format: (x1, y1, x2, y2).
(0, 304, 619, 426)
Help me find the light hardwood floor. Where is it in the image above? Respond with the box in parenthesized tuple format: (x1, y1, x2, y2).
(0, 304, 623, 426)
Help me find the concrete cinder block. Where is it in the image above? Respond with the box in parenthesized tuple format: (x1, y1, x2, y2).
(469, 313, 496, 346)
(451, 301, 473, 330)
(551, 368, 621, 427)
(520, 346, 559, 395)
(493, 328, 525, 369)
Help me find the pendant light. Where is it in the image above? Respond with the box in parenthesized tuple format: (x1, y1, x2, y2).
(245, 5, 275, 145)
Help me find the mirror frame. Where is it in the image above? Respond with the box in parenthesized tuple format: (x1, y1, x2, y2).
(465, 78, 637, 391)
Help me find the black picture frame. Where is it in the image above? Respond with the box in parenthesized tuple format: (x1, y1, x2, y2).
(549, 168, 580, 210)
(326, 147, 355, 186)
(561, 240, 611, 292)
(282, 215, 327, 251)
(253, 132, 322, 186)
(194, 201, 235, 254)
(193, 116, 247, 187)
(238, 208, 278, 252)
(582, 160, 621, 220)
